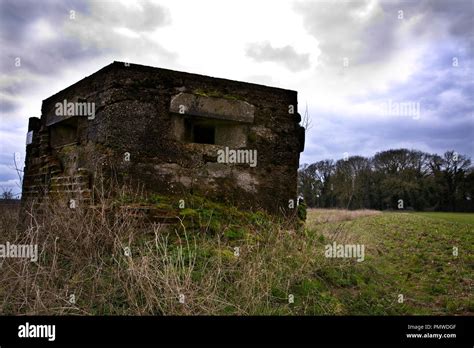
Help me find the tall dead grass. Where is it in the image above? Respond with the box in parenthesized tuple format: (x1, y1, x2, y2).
(0, 185, 323, 315)
(307, 209, 381, 224)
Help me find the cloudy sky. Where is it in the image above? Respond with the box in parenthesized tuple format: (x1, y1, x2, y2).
(1, 0, 473, 196)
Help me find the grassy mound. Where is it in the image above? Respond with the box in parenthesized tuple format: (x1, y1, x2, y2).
(0, 199, 471, 315)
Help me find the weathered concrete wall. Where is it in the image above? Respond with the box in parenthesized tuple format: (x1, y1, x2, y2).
(22, 62, 304, 214)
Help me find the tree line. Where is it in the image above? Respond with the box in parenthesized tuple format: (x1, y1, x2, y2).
(298, 149, 474, 212)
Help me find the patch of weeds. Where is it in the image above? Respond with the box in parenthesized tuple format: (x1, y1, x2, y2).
(427, 284, 448, 295)
(148, 194, 169, 205)
(297, 201, 307, 221)
(294, 278, 327, 296)
(271, 286, 289, 304)
(315, 265, 360, 288)
(179, 208, 199, 218)
(224, 226, 245, 240)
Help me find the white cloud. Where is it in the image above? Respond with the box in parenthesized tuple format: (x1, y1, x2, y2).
(31, 19, 58, 41)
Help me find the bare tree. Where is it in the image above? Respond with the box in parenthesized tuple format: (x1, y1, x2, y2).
(13, 152, 24, 186)
(300, 102, 312, 132)
(1, 187, 14, 200)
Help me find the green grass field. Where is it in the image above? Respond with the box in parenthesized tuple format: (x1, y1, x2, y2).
(411, 211, 474, 225)
(302, 210, 473, 315)
(1, 201, 472, 315)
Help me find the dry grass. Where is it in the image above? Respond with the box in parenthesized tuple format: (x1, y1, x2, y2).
(307, 208, 381, 224)
(304, 209, 382, 246)
(2, 195, 469, 315)
(0, 186, 320, 315)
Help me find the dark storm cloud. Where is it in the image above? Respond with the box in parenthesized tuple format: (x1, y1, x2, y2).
(303, 106, 473, 165)
(0, 0, 97, 104)
(90, 0, 171, 32)
(394, 0, 474, 44)
(293, 0, 394, 65)
(298, 0, 473, 164)
(0, 0, 173, 76)
(295, 0, 474, 66)
(0, 0, 176, 115)
(0, 0, 94, 70)
(0, 0, 88, 41)
(1, 36, 103, 76)
(245, 41, 311, 72)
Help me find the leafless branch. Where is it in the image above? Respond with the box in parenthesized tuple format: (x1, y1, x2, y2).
(301, 102, 312, 131)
